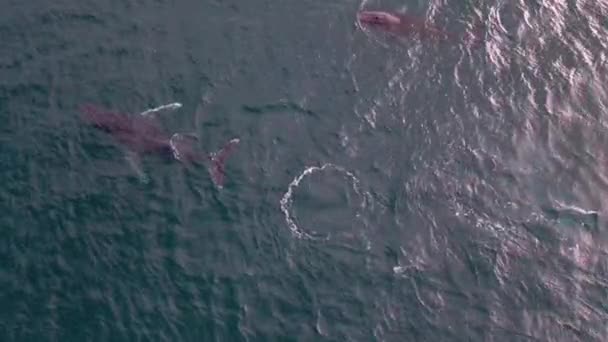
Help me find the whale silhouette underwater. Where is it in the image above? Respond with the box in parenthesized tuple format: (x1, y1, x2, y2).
(80, 102, 239, 188)
(357, 10, 485, 46)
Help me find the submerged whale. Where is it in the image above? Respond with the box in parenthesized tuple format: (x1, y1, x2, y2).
(80, 103, 239, 187)
(357, 10, 484, 46)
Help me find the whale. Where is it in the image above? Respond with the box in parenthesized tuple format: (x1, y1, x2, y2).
(357, 10, 484, 46)
(80, 103, 239, 187)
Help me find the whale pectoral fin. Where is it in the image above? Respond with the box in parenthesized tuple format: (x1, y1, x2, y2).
(169, 133, 199, 162)
(169, 134, 183, 161)
(125, 150, 149, 183)
(139, 102, 183, 117)
(180, 132, 199, 141)
(209, 138, 240, 189)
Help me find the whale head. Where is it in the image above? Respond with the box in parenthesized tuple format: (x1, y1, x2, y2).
(80, 104, 132, 134)
(357, 11, 401, 30)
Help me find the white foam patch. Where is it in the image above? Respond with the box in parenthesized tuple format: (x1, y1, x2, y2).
(280, 163, 366, 239)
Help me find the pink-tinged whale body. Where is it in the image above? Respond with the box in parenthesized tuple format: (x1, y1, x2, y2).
(80, 104, 239, 187)
(81, 104, 174, 156)
(357, 10, 483, 45)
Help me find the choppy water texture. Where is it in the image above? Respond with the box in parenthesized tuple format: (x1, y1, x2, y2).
(1, 0, 608, 340)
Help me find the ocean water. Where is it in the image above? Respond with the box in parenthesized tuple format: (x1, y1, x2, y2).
(1, 0, 608, 341)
